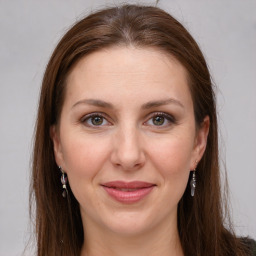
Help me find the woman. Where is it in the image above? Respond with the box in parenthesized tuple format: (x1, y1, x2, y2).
(31, 4, 255, 256)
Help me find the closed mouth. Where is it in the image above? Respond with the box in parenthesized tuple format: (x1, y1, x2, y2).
(101, 181, 156, 203)
(101, 181, 156, 190)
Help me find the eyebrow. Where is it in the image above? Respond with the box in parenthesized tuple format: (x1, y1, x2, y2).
(141, 98, 184, 109)
(72, 99, 114, 109)
(72, 98, 184, 109)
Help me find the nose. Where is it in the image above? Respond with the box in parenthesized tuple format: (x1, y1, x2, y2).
(110, 126, 146, 171)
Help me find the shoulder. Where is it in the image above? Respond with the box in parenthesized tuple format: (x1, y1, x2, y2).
(240, 237, 256, 256)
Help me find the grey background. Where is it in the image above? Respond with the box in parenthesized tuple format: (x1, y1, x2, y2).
(0, 0, 255, 255)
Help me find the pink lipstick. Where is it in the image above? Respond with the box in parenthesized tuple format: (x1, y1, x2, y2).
(101, 181, 155, 204)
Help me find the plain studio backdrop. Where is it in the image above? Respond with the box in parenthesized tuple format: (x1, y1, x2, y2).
(0, 0, 255, 255)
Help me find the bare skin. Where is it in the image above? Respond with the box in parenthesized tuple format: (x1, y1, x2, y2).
(51, 46, 209, 256)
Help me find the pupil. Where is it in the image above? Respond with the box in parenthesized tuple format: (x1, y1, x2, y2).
(153, 116, 164, 125)
(92, 116, 103, 125)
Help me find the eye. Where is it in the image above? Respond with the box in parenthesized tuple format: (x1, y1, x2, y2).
(145, 112, 175, 127)
(81, 113, 110, 127)
(152, 116, 165, 126)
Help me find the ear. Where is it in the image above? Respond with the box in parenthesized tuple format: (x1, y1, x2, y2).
(191, 116, 210, 169)
(50, 125, 65, 168)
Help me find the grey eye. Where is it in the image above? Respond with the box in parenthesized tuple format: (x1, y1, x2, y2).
(91, 116, 104, 126)
(152, 116, 165, 126)
(144, 112, 176, 128)
(82, 113, 109, 127)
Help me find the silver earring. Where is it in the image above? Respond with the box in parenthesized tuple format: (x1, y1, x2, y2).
(190, 170, 196, 197)
(59, 166, 68, 198)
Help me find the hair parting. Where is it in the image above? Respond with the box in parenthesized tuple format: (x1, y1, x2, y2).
(30, 4, 250, 256)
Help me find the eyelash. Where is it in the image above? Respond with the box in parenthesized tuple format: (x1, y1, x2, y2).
(80, 112, 111, 127)
(80, 112, 176, 128)
(144, 112, 176, 127)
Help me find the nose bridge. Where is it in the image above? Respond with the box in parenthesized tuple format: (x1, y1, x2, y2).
(111, 122, 145, 170)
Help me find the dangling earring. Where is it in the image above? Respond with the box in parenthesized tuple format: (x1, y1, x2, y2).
(59, 166, 68, 198)
(190, 170, 196, 197)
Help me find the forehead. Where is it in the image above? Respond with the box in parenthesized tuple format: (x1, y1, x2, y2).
(64, 46, 192, 107)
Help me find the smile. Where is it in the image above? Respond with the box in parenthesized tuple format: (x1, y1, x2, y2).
(101, 181, 156, 204)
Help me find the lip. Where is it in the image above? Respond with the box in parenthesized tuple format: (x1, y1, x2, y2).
(101, 181, 156, 204)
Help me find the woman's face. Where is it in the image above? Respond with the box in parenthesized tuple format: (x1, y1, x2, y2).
(52, 47, 209, 236)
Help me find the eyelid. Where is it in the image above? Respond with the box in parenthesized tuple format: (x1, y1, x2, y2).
(79, 111, 176, 128)
(80, 112, 112, 127)
(144, 111, 176, 126)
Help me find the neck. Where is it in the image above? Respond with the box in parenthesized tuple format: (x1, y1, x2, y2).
(80, 216, 183, 256)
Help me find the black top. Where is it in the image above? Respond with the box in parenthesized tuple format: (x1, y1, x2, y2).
(241, 237, 256, 255)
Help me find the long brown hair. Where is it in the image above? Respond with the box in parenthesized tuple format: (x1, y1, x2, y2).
(31, 4, 249, 256)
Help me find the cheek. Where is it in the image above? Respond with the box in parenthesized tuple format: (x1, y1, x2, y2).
(150, 135, 194, 173)
(60, 134, 110, 192)
(148, 134, 194, 195)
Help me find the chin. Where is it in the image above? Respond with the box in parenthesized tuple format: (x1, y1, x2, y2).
(107, 221, 151, 237)
(99, 209, 161, 237)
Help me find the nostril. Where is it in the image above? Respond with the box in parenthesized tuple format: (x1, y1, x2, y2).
(110, 133, 146, 170)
